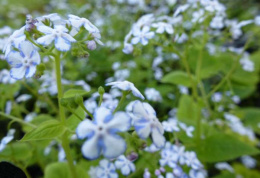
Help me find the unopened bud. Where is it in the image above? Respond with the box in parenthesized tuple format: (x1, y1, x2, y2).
(60, 98, 69, 107)
(98, 86, 105, 95)
(86, 40, 97, 51)
(25, 14, 37, 32)
(74, 94, 83, 105)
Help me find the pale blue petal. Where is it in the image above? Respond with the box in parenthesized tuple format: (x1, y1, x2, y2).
(81, 135, 101, 160)
(24, 66, 36, 78)
(37, 34, 54, 46)
(107, 112, 131, 132)
(18, 41, 34, 57)
(103, 134, 126, 158)
(93, 107, 113, 125)
(76, 119, 96, 139)
(7, 51, 22, 67)
(37, 25, 53, 34)
(10, 66, 26, 80)
(55, 37, 71, 51)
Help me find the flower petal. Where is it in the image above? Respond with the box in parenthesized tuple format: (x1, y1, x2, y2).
(81, 136, 101, 160)
(62, 33, 76, 43)
(10, 66, 26, 80)
(76, 119, 96, 139)
(19, 41, 35, 58)
(132, 100, 148, 118)
(102, 134, 126, 158)
(134, 119, 151, 139)
(24, 66, 36, 78)
(37, 34, 54, 46)
(37, 25, 54, 34)
(54, 37, 71, 51)
(151, 127, 165, 148)
(107, 112, 131, 132)
(94, 107, 113, 125)
(143, 102, 156, 116)
(30, 50, 41, 64)
(7, 51, 23, 67)
(131, 37, 140, 45)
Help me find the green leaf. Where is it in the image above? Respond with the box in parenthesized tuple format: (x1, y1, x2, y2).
(21, 120, 66, 141)
(213, 172, 236, 178)
(196, 134, 260, 162)
(240, 108, 260, 134)
(233, 163, 260, 178)
(161, 71, 195, 87)
(22, 114, 55, 133)
(177, 95, 200, 122)
(44, 162, 88, 178)
(66, 106, 85, 131)
(63, 89, 88, 99)
(45, 162, 69, 178)
(0, 142, 32, 161)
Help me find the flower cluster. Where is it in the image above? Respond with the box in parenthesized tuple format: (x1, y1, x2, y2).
(2, 13, 103, 80)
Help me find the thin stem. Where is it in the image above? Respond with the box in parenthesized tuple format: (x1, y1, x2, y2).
(26, 35, 46, 52)
(54, 52, 77, 178)
(98, 93, 103, 107)
(54, 52, 66, 124)
(79, 103, 93, 119)
(61, 132, 77, 178)
(0, 112, 37, 128)
(182, 44, 198, 100)
(67, 107, 83, 121)
(113, 91, 130, 114)
(207, 37, 252, 98)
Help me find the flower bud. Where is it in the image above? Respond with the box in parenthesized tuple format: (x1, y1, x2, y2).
(98, 86, 105, 95)
(74, 94, 83, 105)
(86, 40, 97, 51)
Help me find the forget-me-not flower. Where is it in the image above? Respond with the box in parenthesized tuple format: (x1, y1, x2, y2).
(132, 100, 165, 148)
(96, 159, 118, 178)
(115, 155, 135, 176)
(3, 26, 26, 58)
(6, 41, 40, 80)
(68, 14, 99, 33)
(131, 26, 155, 46)
(151, 22, 174, 34)
(76, 107, 131, 159)
(106, 80, 145, 100)
(36, 25, 76, 51)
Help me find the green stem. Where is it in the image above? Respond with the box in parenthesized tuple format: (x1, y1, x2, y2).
(79, 103, 93, 119)
(67, 107, 83, 121)
(61, 132, 77, 178)
(27, 35, 46, 52)
(0, 112, 37, 128)
(54, 52, 66, 124)
(207, 37, 252, 98)
(182, 44, 198, 100)
(113, 91, 130, 114)
(54, 52, 77, 178)
(98, 93, 104, 107)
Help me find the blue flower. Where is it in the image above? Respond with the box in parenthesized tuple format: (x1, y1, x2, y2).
(131, 26, 154, 46)
(96, 159, 118, 178)
(76, 107, 131, 160)
(3, 26, 26, 58)
(6, 41, 40, 80)
(0, 129, 15, 152)
(132, 100, 165, 148)
(68, 14, 100, 33)
(115, 155, 135, 176)
(36, 25, 76, 51)
(106, 81, 145, 100)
